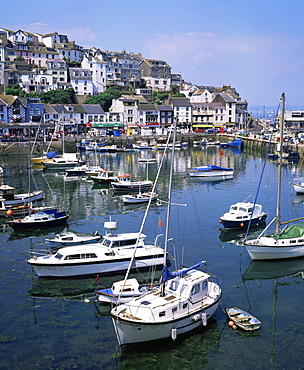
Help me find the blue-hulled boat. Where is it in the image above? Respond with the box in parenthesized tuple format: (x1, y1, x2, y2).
(219, 200, 267, 230)
(228, 138, 244, 148)
(188, 164, 234, 179)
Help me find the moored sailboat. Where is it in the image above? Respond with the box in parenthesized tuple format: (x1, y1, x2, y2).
(111, 121, 222, 348)
(244, 93, 304, 260)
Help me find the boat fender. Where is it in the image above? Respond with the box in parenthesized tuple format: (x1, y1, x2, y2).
(202, 312, 207, 326)
(240, 223, 244, 227)
(17, 219, 21, 222)
(171, 327, 177, 341)
(219, 220, 222, 223)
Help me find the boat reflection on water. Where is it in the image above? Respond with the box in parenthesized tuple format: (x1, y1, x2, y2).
(118, 317, 220, 365)
(28, 276, 98, 301)
(242, 257, 304, 281)
(28, 269, 162, 302)
(7, 225, 68, 241)
(292, 194, 304, 204)
(219, 223, 266, 242)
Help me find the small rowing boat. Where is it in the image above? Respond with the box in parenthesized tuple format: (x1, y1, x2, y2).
(226, 307, 261, 331)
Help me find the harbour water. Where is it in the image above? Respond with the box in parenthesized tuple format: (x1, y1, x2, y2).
(0, 144, 304, 369)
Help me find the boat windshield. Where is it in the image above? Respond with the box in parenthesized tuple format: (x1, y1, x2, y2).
(55, 253, 63, 260)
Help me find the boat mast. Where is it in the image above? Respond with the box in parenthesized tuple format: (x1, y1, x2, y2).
(275, 92, 285, 234)
(161, 118, 177, 296)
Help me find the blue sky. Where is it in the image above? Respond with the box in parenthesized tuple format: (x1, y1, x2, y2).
(1, 0, 304, 109)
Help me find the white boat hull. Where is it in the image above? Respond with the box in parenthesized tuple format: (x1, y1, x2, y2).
(245, 242, 304, 260)
(122, 192, 158, 204)
(112, 297, 220, 346)
(293, 183, 304, 194)
(28, 253, 164, 277)
(188, 170, 233, 178)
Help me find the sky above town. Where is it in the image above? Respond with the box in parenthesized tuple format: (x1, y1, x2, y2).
(1, 0, 304, 110)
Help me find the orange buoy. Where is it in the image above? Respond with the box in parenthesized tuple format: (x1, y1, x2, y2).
(228, 321, 234, 327)
(6, 209, 13, 216)
(240, 223, 244, 227)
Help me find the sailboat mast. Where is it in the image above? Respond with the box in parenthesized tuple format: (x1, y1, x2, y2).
(160, 118, 177, 295)
(275, 92, 285, 234)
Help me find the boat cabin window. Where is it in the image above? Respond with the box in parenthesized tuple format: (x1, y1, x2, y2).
(159, 311, 166, 317)
(190, 284, 200, 295)
(231, 206, 237, 211)
(202, 280, 208, 290)
(101, 238, 111, 246)
(180, 284, 188, 294)
(64, 253, 97, 260)
(111, 239, 140, 248)
(182, 303, 188, 309)
(120, 239, 139, 247)
(169, 280, 179, 291)
(172, 307, 177, 313)
(55, 253, 63, 260)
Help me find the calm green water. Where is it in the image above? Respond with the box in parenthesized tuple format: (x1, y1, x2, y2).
(0, 145, 303, 369)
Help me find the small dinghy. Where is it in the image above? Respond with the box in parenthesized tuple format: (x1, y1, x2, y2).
(46, 230, 101, 246)
(96, 278, 159, 304)
(226, 307, 261, 331)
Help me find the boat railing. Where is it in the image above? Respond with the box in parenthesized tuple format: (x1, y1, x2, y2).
(209, 275, 222, 287)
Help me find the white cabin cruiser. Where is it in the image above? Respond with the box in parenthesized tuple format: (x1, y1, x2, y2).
(27, 225, 165, 277)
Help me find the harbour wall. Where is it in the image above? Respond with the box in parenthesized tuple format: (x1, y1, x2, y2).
(0, 133, 302, 156)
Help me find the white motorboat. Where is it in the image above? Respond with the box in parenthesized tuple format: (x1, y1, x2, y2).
(27, 222, 165, 277)
(41, 153, 85, 169)
(65, 165, 91, 176)
(7, 207, 69, 231)
(111, 174, 153, 191)
(122, 191, 158, 204)
(293, 178, 304, 194)
(96, 278, 159, 304)
(111, 121, 222, 348)
(0, 184, 43, 206)
(244, 93, 304, 260)
(219, 199, 267, 230)
(188, 164, 234, 179)
(45, 229, 101, 246)
(85, 167, 114, 178)
(90, 171, 118, 185)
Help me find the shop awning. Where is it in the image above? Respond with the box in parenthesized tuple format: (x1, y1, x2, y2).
(192, 124, 213, 128)
(92, 123, 124, 128)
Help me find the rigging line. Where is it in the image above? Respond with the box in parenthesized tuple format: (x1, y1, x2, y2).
(244, 132, 272, 240)
(189, 179, 209, 270)
(114, 126, 174, 305)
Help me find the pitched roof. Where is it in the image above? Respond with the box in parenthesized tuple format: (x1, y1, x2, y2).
(170, 97, 191, 107)
(81, 104, 105, 114)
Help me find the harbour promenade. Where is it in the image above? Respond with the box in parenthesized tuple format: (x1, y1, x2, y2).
(0, 132, 302, 156)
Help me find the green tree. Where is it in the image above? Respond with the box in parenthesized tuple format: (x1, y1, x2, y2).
(84, 87, 122, 111)
(39, 88, 76, 104)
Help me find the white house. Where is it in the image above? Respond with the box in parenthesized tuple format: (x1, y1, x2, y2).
(81, 52, 106, 94)
(69, 68, 93, 95)
(190, 89, 213, 103)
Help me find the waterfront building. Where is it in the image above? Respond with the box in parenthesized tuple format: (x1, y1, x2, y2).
(170, 97, 192, 129)
(139, 58, 171, 91)
(69, 68, 93, 95)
